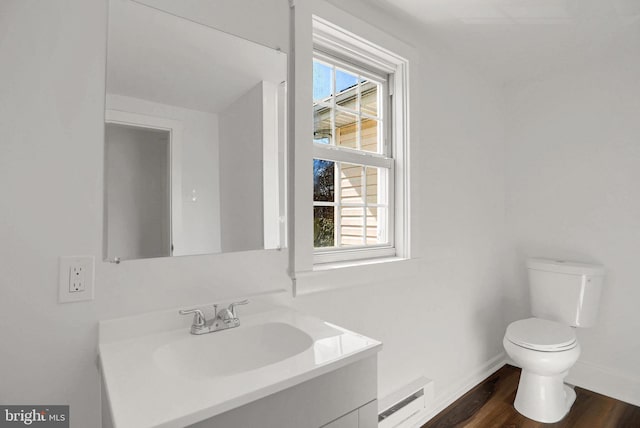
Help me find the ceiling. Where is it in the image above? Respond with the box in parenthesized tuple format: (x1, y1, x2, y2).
(106, 0, 286, 114)
(371, 0, 640, 83)
(108, 0, 638, 94)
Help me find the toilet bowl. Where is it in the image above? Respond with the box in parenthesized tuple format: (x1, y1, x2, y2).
(503, 318, 581, 423)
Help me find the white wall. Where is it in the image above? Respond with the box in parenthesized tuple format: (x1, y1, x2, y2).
(105, 124, 171, 259)
(106, 94, 222, 255)
(0, 0, 507, 427)
(219, 83, 265, 253)
(504, 49, 640, 404)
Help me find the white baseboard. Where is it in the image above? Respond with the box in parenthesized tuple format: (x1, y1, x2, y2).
(566, 360, 640, 407)
(410, 353, 507, 427)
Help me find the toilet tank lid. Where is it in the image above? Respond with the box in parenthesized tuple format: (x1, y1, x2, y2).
(527, 258, 605, 276)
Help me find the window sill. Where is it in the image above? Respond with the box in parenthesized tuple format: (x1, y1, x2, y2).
(313, 255, 404, 271)
(314, 246, 396, 265)
(293, 256, 420, 296)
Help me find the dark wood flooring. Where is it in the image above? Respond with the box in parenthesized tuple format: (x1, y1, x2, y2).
(422, 365, 640, 428)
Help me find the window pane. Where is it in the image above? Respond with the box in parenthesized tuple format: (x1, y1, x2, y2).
(360, 118, 380, 153)
(313, 61, 332, 102)
(340, 206, 364, 246)
(340, 163, 364, 205)
(336, 91, 357, 111)
(336, 80, 357, 112)
(314, 206, 335, 247)
(360, 80, 379, 117)
(335, 111, 358, 149)
(313, 159, 334, 202)
(366, 207, 386, 245)
(365, 167, 379, 204)
(313, 104, 332, 144)
(336, 68, 358, 94)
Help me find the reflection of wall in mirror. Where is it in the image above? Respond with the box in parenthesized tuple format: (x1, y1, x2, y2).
(219, 82, 267, 253)
(106, 94, 222, 256)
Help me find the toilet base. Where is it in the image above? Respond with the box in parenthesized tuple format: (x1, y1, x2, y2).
(514, 370, 576, 423)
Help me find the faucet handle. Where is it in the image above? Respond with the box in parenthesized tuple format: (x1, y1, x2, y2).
(228, 299, 249, 318)
(179, 308, 206, 327)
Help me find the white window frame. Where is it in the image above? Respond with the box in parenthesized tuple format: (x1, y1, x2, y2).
(311, 16, 409, 266)
(312, 54, 395, 263)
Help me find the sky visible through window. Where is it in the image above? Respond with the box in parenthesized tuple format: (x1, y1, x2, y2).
(313, 62, 359, 101)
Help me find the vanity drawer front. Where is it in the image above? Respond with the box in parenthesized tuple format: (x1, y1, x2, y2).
(321, 399, 377, 428)
(321, 409, 358, 428)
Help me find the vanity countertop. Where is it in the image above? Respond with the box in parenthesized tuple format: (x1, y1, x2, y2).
(98, 305, 382, 428)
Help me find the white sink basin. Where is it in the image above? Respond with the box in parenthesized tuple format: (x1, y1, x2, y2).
(153, 322, 313, 379)
(99, 305, 382, 428)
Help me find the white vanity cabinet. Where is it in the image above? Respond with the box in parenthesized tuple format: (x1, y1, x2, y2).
(188, 356, 378, 428)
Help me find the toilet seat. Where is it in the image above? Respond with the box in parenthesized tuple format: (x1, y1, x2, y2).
(506, 318, 577, 352)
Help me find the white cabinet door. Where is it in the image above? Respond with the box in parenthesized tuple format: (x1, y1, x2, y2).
(321, 409, 358, 428)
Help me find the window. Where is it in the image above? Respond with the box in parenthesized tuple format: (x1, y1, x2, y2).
(310, 19, 408, 265)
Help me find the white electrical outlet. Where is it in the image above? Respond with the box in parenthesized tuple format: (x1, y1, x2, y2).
(59, 256, 94, 303)
(69, 265, 85, 292)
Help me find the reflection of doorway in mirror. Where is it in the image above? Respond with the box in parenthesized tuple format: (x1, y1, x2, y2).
(104, 110, 184, 261)
(105, 123, 171, 260)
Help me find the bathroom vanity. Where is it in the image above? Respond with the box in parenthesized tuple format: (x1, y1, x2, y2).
(99, 304, 382, 428)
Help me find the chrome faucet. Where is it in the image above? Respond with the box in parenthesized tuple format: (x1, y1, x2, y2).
(179, 300, 249, 335)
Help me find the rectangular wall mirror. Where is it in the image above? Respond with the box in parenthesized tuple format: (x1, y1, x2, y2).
(103, 0, 287, 262)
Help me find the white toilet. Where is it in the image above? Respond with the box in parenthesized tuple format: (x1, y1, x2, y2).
(503, 258, 605, 423)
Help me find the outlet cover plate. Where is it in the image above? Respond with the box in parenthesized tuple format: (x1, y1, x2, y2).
(59, 256, 95, 303)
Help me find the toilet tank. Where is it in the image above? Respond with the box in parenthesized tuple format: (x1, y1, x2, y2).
(527, 258, 605, 327)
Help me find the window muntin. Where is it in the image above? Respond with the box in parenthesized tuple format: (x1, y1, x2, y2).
(312, 53, 394, 261)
